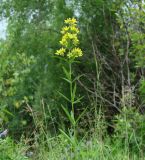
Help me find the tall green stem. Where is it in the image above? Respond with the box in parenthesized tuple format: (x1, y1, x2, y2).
(69, 61, 77, 140)
(69, 62, 74, 113)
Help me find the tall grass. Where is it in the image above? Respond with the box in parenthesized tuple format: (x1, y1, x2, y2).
(2, 85, 145, 160)
(22, 107, 144, 160)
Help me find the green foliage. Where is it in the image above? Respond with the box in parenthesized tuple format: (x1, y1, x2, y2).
(0, 0, 118, 132)
(116, 1, 145, 67)
(31, 129, 141, 160)
(0, 0, 145, 159)
(0, 0, 74, 134)
(0, 137, 29, 160)
(114, 107, 145, 154)
(0, 41, 36, 128)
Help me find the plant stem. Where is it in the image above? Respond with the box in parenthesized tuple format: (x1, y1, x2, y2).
(69, 61, 77, 140)
(69, 61, 74, 114)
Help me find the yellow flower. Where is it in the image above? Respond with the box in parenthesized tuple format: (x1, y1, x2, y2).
(55, 48, 66, 56)
(71, 18, 77, 23)
(55, 18, 83, 59)
(70, 26, 79, 33)
(67, 33, 79, 45)
(61, 26, 69, 34)
(72, 35, 79, 46)
(65, 18, 77, 25)
(67, 48, 83, 59)
(60, 33, 79, 47)
(60, 33, 69, 47)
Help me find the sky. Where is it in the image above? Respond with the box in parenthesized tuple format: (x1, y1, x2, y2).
(0, 19, 7, 39)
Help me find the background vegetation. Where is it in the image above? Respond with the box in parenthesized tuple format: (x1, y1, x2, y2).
(0, 0, 145, 159)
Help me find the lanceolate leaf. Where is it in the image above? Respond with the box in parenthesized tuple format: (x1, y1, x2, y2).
(61, 105, 75, 126)
(62, 66, 70, 80)
(58, 91, 71, 102)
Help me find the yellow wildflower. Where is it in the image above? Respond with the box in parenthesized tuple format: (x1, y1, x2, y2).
(61, 26, 69, 34)
(60, 33, 79, 47)
(72, 35, 79, 46)
(70, 26, 79, 33)
(66, 33, 79, 45)
(71, 18, 77, 24)
(65, 18, 77, 25)
(60, 33, 69, 47)
(67, 48, 83, 59)
(55, 18, 83, 59)
(55, 48, 66, 56)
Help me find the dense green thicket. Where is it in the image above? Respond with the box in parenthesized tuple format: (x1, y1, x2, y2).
(0, 0, 145, 159)
(0, 0, 119, 134)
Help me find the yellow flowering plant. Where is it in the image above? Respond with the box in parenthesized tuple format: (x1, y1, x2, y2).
(55, 17, 83, 59)
(55, 18, 84, 147)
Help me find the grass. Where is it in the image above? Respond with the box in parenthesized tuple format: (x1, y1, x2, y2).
(1, 105, 145, 160)
(29, 132, 143, 160)
(0, 137, 29, 160)
(8, 100, 142, 160)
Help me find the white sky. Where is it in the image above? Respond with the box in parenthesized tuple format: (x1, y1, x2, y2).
(0, 19, 7, 39)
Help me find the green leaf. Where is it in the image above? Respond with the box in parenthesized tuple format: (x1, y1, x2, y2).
(3, 109, 14, 117)
(61, 77, 71, 84)
(62, 67, 70, 80)
(58, 91, 71, 102)
(73, 74, 84, 82)
(61, 105, 76, 126)
(76, 108, 87, 124)
(59, 129, 75, 146)
(73, 96, 84, 104)
(72, 83, 77, 102)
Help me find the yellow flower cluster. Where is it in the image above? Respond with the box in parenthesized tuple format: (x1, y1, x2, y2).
(67, 48, 83, 59)
(60, 33, 79, 47)
(70, 26, 79, 33)
(61, 26, 69, 34)
(55, 18, 83, 59)
(55, 48, 66, 56)
(64, 18, 77, 25)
